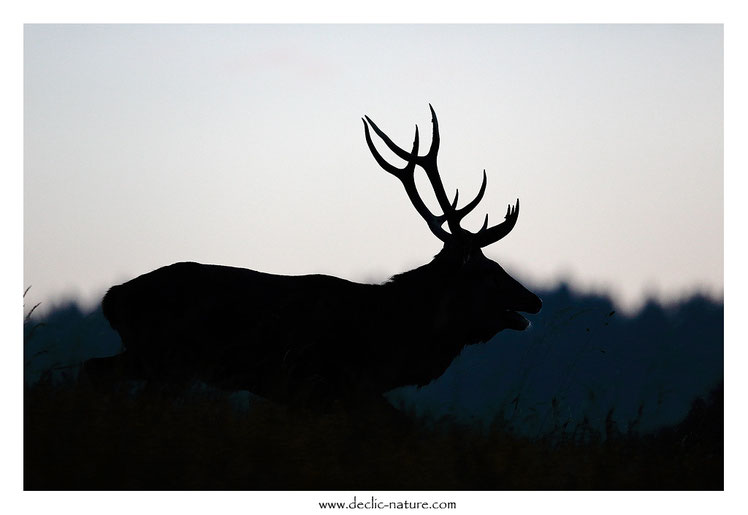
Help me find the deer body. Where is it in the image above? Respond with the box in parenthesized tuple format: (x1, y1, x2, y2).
(90, 107, 541, 406)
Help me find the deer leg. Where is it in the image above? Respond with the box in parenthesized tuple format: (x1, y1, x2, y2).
(80, 351, 137, 391)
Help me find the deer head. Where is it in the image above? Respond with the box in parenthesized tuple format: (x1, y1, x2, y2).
(363, 105, 541, 337)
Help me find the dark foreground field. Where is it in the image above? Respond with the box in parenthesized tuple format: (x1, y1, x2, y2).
(25, 380, 722, 490)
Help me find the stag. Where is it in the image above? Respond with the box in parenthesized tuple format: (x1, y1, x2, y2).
(85, 106, 541, 407)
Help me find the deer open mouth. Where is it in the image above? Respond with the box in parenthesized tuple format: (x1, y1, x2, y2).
(505, 310, 531, 330)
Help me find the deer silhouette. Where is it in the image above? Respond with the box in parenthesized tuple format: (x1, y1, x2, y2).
(85, 106, 541, 407)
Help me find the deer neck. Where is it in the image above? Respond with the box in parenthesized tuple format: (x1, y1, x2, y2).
(382, 253, 463, 336)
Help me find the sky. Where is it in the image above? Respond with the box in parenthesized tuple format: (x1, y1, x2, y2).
(24, 24, 723, 315)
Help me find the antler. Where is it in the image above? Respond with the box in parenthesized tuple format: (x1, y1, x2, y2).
(474, 198, 519, 248)
(363, 118, 452, 242)
(363, 105, 519, 248)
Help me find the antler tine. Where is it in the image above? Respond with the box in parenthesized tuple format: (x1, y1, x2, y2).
(474, 198, 520, 248)
(423, 104, 440, 166)
(415, 106, 466, 238)
(362, 118, 416, 179)
(363, 108, 440, 169)
(363, 117, 452, 243)
(363, 115, 415, 162)
(453, 169, 488, 224)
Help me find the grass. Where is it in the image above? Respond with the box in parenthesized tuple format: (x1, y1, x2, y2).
(24, 378, 723, 490)
(23, 292, 723, 490)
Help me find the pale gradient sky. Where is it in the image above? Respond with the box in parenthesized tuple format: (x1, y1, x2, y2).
(24, 24, 723, 315)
